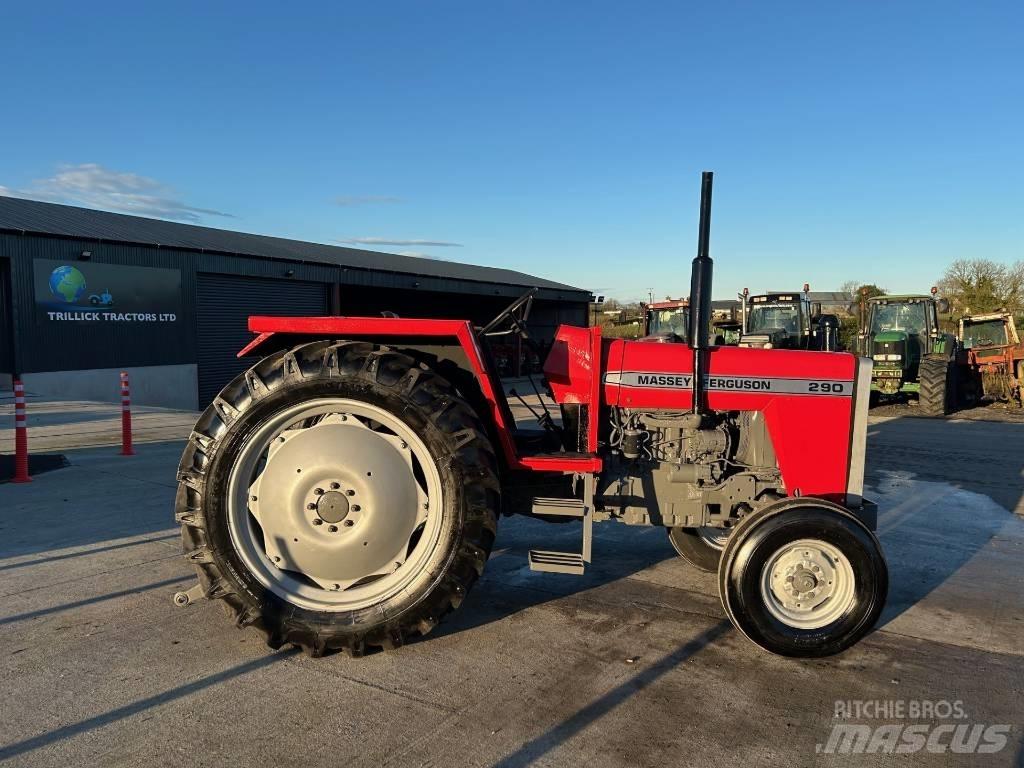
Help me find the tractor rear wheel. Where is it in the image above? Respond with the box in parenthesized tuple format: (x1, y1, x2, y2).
(918, 356, 953, 417)
(717, 498, 887, 657)
(667, 526, 729, 572)
(175, 340, 500, 656)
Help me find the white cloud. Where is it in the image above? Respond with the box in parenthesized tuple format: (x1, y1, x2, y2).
(333, 195, 403, 206)
(334, 237, 462, 247)
(0, 163, 232, 222)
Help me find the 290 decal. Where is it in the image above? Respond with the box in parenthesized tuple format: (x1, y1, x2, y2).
(604, 371, 853, 396)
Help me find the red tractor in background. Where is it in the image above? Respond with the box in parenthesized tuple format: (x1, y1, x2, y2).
(174, 173, 887, 659)
(643, 297, 690, 340)
(960, 311, 1023, 406)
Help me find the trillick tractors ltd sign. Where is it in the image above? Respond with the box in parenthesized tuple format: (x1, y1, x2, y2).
(33, 259, 182, 323)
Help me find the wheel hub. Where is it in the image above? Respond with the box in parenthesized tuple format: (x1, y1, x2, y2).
(761, 539, 856, 629)
(790, 566, 818, 594)
(316, 490, 350, 523)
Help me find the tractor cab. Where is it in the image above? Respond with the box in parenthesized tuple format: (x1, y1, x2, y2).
(642, 298, 689, 342)
(960, 312, 1017, 352)
(739, 286, 839, 350)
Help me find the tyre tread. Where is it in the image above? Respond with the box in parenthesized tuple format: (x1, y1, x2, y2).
(174, 339, 500, 657)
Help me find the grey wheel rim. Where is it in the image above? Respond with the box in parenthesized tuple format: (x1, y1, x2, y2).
(760, 538, 856, 630)
(227, 398, 444, 612)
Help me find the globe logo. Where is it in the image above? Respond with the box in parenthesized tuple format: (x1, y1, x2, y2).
(48, 265, 88, 304)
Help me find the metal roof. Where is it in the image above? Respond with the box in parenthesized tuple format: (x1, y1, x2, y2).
(764, 291, 852, 302)
(0, 196, 588, 296)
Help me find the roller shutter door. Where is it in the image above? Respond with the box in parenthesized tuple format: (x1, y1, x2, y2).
(196, 273, 328, 406)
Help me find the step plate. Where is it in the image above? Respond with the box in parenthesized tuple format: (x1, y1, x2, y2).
(531, 497, 586, 517)
(528, 550, 585, 575)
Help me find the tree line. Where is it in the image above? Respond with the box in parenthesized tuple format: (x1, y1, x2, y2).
(844, 258, 1024, 318)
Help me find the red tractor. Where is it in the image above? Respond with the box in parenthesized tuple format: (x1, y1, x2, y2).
(174, 174, 887, 658)
(960, 311, 1023, 406)
(643, 297, 690, 340)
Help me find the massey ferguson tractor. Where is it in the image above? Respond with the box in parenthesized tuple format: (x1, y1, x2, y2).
(174, 173, 888, 659)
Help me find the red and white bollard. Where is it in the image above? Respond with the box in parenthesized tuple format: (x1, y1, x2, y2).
(120, 371, 135, 456)
(12, 379, 31, 483)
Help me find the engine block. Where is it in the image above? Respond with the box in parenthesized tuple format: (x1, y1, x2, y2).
(597, 409, 783, 528)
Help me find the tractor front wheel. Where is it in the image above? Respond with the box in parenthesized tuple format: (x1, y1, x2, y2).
(667, 526, 729, 572)
(717, 498, 887, 657)
(918, 356, 954, 417)
(175, 340, 500, 656)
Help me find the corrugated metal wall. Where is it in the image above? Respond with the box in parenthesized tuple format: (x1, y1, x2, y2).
(196, 273, 328, 405)
(0, 257, 12, 377)
(0, 231, 591, 404)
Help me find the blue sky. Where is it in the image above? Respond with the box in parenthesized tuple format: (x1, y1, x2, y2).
(1, 1, 1020, 301)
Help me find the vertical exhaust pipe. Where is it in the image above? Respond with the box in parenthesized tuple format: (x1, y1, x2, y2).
(688, 171, 714, 416)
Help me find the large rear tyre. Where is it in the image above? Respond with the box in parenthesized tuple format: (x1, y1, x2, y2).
(918, 356, 953, 417)
(717, 498, 887, 658)
(175, 340, 500, 656)
(667, 526, 729, 572)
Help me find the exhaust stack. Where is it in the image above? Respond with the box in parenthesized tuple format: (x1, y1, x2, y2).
(688, 171, 714, 415)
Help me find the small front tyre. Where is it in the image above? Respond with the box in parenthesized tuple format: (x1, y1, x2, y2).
(667, 526, 729, 572)
(717, 498, 887, 658)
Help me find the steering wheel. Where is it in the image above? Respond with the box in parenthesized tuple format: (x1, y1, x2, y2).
(479, 288, 546, 361)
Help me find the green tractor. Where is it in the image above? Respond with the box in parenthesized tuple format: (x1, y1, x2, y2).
(855, 289, 963, 416)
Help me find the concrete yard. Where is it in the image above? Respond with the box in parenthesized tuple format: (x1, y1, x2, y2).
(1, 400, 1023, 766)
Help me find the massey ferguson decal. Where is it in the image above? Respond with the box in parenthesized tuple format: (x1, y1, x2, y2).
(604, 371, 853, 396)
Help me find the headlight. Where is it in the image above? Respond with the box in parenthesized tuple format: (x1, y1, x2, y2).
(873, 354, 902, 361)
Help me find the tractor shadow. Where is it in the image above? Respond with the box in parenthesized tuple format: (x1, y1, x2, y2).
(444, 412, 1024, 639)
(435, 516, 681, 638)
(864, 413, 1024, 626)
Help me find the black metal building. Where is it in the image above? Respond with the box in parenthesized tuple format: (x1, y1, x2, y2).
(0, 197, 591, 409)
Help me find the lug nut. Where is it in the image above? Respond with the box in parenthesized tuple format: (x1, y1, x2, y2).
(352, 505, 361, 512)
(343, 520, 354, 527)
(346, 489, 355, 496)
(312, 519, 323, 526)
(307, 503, 316, 510)
(314, 488, 324, 495)
(250, 495, 258, 502)
(330, 482, 340, 490)
(328, 525, 338, 532)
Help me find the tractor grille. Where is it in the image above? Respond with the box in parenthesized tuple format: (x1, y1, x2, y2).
(872, 338, 905, 366)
